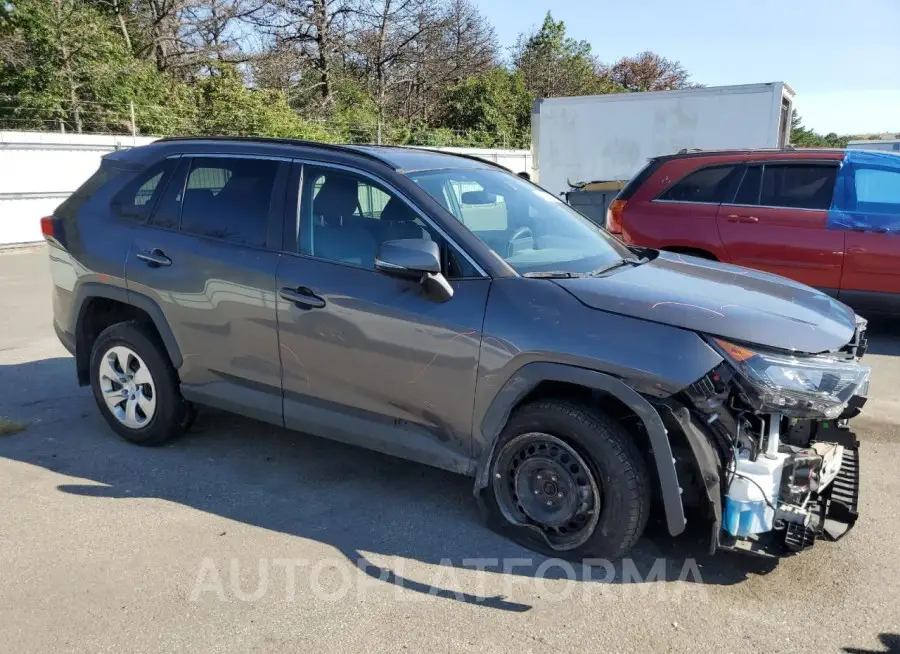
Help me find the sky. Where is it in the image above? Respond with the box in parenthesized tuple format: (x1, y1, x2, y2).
(478, 0, 900, 136)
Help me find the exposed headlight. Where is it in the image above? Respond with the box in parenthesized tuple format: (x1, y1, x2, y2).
(711, 338, 870, 419)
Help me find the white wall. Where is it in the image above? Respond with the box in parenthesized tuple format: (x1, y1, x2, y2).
(0, 131, 158, 245)
(0, 131, 531, 246)
(533, 83, 790, 198)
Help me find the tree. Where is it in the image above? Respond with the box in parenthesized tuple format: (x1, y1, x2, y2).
(440, 67, 529, 147)
(252, 0, 357, 108)
(0, 0, 704, 144)
(191, 65, 330, 137)
(789, 110, 851, 148)
(605, 50, 693, 92)
(393, 0, 497, 124)
(179, 0, 264, 69)
(511, 12, 610, 99)
(0, 0, 153, 133)
(348, 0, 446, 142)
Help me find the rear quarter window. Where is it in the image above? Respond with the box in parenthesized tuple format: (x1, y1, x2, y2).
(111, 159, 179, 222)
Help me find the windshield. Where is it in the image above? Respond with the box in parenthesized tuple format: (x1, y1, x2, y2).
(407, 168, 633, 275)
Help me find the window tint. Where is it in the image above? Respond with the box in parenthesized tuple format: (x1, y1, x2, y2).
(759, 164, 838, 210)
(299, 167, 476, 277)
(179, 157, 277, 246)
(855, 168, 900, 209)
(111, 159, 177, 221)
(658, 165, 738, 203)
(733, 165, 762, 205)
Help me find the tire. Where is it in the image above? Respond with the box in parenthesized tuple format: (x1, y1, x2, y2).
(485, 399, 650, 560)
(89, 320, 195, 446)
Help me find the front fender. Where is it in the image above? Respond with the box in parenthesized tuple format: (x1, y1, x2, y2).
(472, 362, 688, 537)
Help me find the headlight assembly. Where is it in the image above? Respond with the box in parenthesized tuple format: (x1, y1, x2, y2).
(711, 338, 870, 420)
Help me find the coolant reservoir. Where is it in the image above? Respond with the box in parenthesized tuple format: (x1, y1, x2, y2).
(724, 451, 789, 537)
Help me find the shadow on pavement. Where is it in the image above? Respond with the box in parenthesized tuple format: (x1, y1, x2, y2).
(844, 633, 900, 654)
(861, 317, 900, 356)
(1, 356, 781, 613)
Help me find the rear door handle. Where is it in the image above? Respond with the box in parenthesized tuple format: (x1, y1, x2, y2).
(279, 286, 326, 309)
(136, 248, 172, 267)
(726, 214, 759, 223)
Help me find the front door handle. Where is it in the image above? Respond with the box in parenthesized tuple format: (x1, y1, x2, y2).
(726, 214, 759, 223)
(136, 248, 172, 267)
(279, 286, 326, 309)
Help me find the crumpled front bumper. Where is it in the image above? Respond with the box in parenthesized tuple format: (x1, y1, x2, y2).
(719, 424, 861, 558)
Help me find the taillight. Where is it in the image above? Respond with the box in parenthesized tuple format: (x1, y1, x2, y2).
(606, 199, 626, 235)
(40, 216, 56, 239)
(40, 215, 65, 248)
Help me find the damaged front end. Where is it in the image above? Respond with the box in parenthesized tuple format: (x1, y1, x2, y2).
(657, 317, 870, 557)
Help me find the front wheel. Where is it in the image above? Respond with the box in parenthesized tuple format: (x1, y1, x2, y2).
(485, 399, 651, 560)
(89, 321, 195, 446)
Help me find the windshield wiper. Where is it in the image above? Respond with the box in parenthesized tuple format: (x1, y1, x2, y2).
(522, 271, 586, 279)
(589, 257, 647, 277)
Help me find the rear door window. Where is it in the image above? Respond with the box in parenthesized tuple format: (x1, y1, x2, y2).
(733, 165, 762, 205)
(167, 157, 279, 247)
(657, 165, 740, 203)
(758, 164, 838, 210)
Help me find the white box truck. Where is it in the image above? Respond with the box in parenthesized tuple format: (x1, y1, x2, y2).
(531, 82, 795, 198)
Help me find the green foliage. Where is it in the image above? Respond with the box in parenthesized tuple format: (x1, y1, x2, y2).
(790, 110, 852, 148)
(440, 68, 531, 148)
(0, 0, 138, 131)
(512, 12, 610, 99)
(5, 0, 859, 152)
(189, 68, 327, 139)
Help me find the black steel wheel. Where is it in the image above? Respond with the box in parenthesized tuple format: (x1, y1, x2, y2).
(492, 432, 601, 551)
(483, 399, 650, 560)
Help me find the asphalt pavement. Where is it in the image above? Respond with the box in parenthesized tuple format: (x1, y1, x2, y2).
(1, 246, 898, 653)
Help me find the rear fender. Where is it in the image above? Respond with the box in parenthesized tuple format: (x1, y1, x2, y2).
(72, 282, 183, 385)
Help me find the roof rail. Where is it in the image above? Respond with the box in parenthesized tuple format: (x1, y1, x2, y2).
(369, 143, 511, 171)
(152, 135, 397, 168)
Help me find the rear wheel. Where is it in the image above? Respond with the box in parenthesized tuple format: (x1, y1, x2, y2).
(89, 321, 195, 445)
(486, 399, 650, 560)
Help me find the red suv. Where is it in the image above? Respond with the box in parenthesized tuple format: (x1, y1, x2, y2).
(607, 148, 900, 315)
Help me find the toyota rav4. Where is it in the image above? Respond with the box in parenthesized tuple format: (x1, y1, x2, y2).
(44, 137, 870, 559)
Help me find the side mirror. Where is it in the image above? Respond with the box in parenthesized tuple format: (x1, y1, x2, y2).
(375, 239, 454, 302)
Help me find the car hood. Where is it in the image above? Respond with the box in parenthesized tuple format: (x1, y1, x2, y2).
(553, 252, 857, 353)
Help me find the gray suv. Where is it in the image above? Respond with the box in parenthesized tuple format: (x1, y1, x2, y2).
(44, 137, 870, 560)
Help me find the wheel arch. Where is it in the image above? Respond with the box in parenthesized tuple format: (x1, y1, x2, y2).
(473, 362, 687, 537)
(73, 283, 182, 386)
